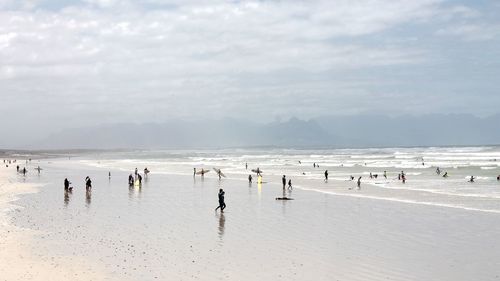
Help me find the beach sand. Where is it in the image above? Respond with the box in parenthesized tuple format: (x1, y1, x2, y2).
(0, 166, 119, 281)
(2, 157, 500, 280)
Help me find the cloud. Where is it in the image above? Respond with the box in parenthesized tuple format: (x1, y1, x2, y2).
(0, 0, 499, 144)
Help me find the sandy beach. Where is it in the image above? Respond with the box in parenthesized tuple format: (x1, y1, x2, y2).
(0, 165, 120, 281)
(1, 151, 499, 281)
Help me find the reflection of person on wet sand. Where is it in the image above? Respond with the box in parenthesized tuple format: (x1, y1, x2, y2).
(86, 190, 92, 205)
(218, 213, 225, 238)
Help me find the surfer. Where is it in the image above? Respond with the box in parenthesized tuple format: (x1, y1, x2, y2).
(313, 163, 316, 168)
(443, 172, 448, 178)
(369, 172, 373, 179)
(324, 170, 328, 181)
(288, 179, 292, 190)
(282, 175, 286, 190)
(357, 176, 362, 189)
(108, 171, 111, 179)
(497, 175, 500, 181)
(85, 176, 92, 192)
(217, 169, 222, 180)
(402, 174, 406, 184)
(436, 167, 441, 175)
(144, 167, 150, 177)
(135, 168, 138, 176)
(16, 165, 19, 172)
(215, 189, 226, 212)
(64, 178, 70, 192)
(469, 176, 475, 183)
(138, 174, 143, 185)
(245, 163, 248, 170)
(22, 167, 26, 175)
(248, 174, 252, 183)
(128, 174, 134, 185)
(36, 166, 41, 174)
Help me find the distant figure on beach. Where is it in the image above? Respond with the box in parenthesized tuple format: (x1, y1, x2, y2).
(469, 176, 475, 183)
(357, 176, 362, 189)
(138, 174, 142, 185)
(248, 174, 252, 183)
(402, 174, 406, 184)
(245, 162, 248, 170)
(349, 175, 354, 181)
(384, 171, 387, 179)
(194, 168, 196, 176)
(201, 169, 206, 177)
(108, 171, 111, 179)
(497, 175, 500, 181)
(135, 168, 138, 176)
(128, 174, 134, 185)
(215, 189, 226, 212)
(369, 172, 373, 179)
(324, 170, 328, 181)
(256, 168, 262, 176)
(288, 179, 292, 190)
(313, 163, 316, 168)
(22, 167, 26, 175)
(443, 172, 448, 178)
(282, 175, 286, 190)
(64, 178, 70, 192)
(298, 160, 301, 164)
(398, 173, 401, 180)
(436, 167, 441, 175)
(144, 167, 150, 177)
(16, 165, 19, 172)
(35, 166, 42, 174)
(85, 176, 92, 192)
(217, 169, 222, 180)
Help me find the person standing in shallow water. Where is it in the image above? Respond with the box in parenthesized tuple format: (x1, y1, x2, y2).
(282, 175, 286, 190)
(248, 174, 252, 183)
(215, 189, 226, 212)
(324, 170, 328, 181)
(357, 176, 362, 190)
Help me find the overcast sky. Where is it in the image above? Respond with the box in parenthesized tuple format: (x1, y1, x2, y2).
(1, 0, 499, 144)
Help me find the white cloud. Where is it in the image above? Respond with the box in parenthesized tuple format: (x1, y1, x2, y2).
(0, 0, 498, 142)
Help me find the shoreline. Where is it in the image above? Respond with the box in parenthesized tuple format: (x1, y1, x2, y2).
(0, 166, 117, 281)
(3, 155, 500, 280)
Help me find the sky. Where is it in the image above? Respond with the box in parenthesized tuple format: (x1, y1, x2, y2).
(0, 0, 499, 144)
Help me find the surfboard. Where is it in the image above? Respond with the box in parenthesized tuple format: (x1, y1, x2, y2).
(213, 168, 226, 178)
(196, 170, 210, 175)
(251, 169, 263, 174)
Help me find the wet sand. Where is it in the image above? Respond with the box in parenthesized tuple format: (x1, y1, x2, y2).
(4, 158, 500, 280)
(0, 166, 117, 281)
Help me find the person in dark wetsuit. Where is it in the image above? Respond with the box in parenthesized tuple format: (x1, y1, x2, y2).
(64, 178, 70, 192)
(128, 174, 134, 185)
(138, 174, 142, 185)
(215, 189, 226, 212)
(469, 176, 475, 183)
(248, 174, 252, 183)
(324, 170, 328, 181)
(282, 175, 286, 190)
(357, 176, 362, 189)
(85, 176, 92, 192)
(288, 179, 292, 190)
